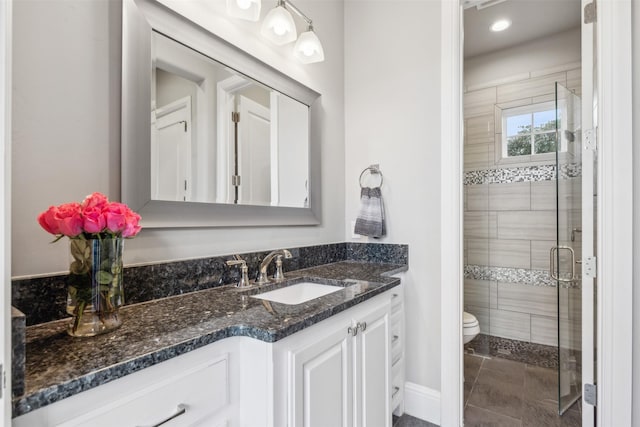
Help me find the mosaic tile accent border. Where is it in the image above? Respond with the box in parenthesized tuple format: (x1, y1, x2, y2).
(560, 163, 581, 179)
(464, 163, 581, 185)
(464, 264, 580, 288)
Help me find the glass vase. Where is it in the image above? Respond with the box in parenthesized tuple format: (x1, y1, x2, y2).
(67, 237, 124, 337)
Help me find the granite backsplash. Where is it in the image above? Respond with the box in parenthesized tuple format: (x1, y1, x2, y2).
(12, 242, 408, 326)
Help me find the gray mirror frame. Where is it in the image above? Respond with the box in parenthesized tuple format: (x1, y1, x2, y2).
(122, 0, 321, 228)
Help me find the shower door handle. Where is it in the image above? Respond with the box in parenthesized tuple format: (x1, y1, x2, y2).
(549, 246, 576, 282)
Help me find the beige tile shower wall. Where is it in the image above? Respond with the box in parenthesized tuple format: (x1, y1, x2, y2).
(463, 66, 581, 170)
(496, 72, 566, 103)
(464, 282, 582, 350)
(463, 65, 582, 348)
(489, 182, 530, 211)
(497, 211, 557, 241)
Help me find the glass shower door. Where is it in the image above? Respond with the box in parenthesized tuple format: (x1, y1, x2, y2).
(554, 82, 582, 415)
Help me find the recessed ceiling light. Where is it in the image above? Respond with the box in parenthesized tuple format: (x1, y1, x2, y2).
(490, 19, 511, 32)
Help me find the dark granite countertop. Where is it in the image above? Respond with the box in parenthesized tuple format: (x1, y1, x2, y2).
(13, 261, 406, 418)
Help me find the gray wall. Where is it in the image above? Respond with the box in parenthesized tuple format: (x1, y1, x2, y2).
(11, 0, 346, 277)
(344, 0, 442, 393)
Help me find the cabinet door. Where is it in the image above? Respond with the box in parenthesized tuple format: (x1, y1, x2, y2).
(355, 304, 391, 427)
(290, 324, 354, 427)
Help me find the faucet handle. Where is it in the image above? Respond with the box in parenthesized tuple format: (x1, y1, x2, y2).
(226, 258, 250, 288)
(273, 255, 285, 281)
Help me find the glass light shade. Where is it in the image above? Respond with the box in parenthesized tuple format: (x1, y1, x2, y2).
(260, 5, 297, 45)
(294, 30, 324, 64)
(226, 0, 261, 21)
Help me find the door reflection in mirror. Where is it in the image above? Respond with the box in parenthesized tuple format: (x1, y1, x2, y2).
(151, 31, 310, 208)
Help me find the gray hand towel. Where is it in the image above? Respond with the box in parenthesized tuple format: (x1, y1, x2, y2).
(354, 187, 386, 238)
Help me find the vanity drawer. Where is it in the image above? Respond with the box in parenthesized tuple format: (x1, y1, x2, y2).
(56, 355, 228, 427)
(391, 311, 403, 360)
(391, 368, 403, 409)
(391, 311, 402, 337)
(390, 288, 403, 313)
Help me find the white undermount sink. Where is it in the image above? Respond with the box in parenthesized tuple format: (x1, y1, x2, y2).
(251, 282, 342, 305)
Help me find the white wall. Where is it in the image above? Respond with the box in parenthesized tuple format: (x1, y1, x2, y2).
(344, 0, 442, 394)
(464, 27, 581, 89)
(12, 0, 345, 277)
(632, 0, 640, 422)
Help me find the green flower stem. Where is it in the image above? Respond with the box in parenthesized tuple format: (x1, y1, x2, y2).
(67, 237, 124, 336)
(73, 300, 86, 333)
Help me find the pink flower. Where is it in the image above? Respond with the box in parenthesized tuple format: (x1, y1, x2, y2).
(103, 202, 128, 234)
(82, 192, 109, 210)
(122, 208, 142, 238)
(55, 203, 83, 237)
(37, 193, 141, 239)
(82, 205, 106, 234)
(37, 206, 62, 235)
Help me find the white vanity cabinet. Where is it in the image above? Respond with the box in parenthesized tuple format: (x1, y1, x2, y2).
(13, 287, 403, 427)
(272, 289, 395, 427)
(13, 340, 237, 427)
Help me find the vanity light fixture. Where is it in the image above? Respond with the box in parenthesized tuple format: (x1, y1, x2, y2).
(293, 24, 324, 63)
(490, 19, 511, 32)
(227, 0, 325, 64)
(226, 0, 261, 21)
(260, 0, 297, 45)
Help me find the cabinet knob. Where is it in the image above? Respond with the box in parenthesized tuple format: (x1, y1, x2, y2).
(358, 321, 367, 332)
(347, 326, 358, 336)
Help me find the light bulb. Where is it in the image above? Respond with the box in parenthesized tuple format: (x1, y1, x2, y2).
(226, 0, 261, 21)
(302, 45, 315, 57)
(260, 5, 297, 45)
(273, 21, 288, 36)
(236, 0, 251, 10)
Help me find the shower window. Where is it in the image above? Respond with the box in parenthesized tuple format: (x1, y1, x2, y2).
(501, 101, 565, 158)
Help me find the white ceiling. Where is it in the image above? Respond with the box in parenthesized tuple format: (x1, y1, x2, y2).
(464, 0, 581, 59)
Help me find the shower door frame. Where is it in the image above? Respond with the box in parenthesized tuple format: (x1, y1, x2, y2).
(439, 0, 634, 426)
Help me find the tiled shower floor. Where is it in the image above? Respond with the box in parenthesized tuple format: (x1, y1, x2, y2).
(464, 353, 581, 426)
(464, 334, 561, 369)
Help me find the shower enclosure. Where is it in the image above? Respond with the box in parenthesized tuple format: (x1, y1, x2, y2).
(554, 82, 582, 415)
(462, 78, 584, 416)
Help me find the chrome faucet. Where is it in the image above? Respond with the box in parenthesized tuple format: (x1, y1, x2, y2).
(256, 249, 292, 285)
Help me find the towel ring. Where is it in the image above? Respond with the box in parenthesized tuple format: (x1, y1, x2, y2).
(359, 166, 384, 188)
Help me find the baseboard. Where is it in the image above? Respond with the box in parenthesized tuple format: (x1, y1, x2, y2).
(403, 382, 441, 425)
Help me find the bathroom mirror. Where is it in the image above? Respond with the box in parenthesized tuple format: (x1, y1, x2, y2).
(122, 0, 321, 227)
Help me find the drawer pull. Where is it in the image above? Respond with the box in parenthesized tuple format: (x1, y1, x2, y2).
(392, 334, 399, 344)
(143, 404, 187, 427)
(392, 386, 400, 398)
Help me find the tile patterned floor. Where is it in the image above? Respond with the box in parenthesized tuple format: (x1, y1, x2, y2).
(464, 353, 582, 427)
(393, 413, 438, 427)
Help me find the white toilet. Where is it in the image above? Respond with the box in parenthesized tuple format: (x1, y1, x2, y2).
(463, 311, 480, 344)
